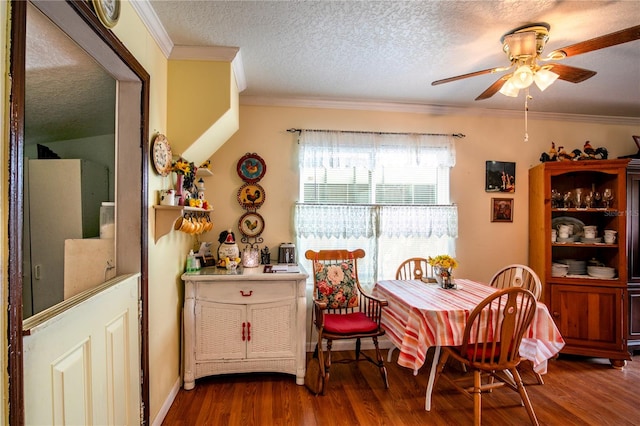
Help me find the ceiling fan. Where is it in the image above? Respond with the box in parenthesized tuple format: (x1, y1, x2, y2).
(431, 23, 640, 100)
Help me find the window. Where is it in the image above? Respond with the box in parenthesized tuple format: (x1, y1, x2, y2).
(295, 130, 458, 287)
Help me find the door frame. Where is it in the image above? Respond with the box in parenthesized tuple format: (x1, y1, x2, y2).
(7, 1, 150, 423)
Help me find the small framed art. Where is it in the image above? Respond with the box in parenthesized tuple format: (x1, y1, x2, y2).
(485, 161, 515, 193)
(491, 198, 513, 222)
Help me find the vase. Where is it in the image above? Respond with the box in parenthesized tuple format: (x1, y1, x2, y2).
(434, 266, 454, 289)
(175, 174, 184, 205)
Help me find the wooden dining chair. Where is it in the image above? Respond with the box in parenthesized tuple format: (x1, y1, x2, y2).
(305, 249, 389, 395)
(432, 287, 539, 426)
(489, 264, 542, 300)
(489, 264, 544, 384)
(395, 257, 435, 281)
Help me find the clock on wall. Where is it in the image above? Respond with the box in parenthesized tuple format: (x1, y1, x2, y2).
(152, 134, 173, 177)
(92, 0, 120, 29)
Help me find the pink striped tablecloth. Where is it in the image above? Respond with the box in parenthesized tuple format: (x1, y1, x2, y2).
(372, 279, 565, 373)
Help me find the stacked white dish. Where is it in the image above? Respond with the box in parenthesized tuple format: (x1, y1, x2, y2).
(551, 263, 569, 277)
(580, 237, 603, 243)
(587, 266, 616, 279)
(557, 259, 587, 275)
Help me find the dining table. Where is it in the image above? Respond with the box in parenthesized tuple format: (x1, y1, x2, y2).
(372, 278, 565, 411)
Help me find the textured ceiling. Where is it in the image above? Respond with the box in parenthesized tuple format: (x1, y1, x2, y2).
(150, 0, 640, 117)
(25, 1, 640, 145)
(26, 3, 115, 145)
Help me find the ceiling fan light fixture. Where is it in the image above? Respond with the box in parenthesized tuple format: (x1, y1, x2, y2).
(533, 68, 559, 91)
(503, 31, 537, 59)
(499, 78, 520, 97)
(511, 65, 534, 89)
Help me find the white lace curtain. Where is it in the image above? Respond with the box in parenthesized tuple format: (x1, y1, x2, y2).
(294, 204, 458, 239)
(295, 130, 458, 239)
(298, 130, 456, 170)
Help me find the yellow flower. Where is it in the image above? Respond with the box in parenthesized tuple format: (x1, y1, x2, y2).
(427, 255, 458, 269)
(172, 157, 198, 190)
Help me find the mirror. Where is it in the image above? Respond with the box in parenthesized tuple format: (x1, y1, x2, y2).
(23, 2, 117, 318)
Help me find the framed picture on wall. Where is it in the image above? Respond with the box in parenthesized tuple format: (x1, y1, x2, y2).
(485, 161, 516, 192)
(491, 198, 514, 222)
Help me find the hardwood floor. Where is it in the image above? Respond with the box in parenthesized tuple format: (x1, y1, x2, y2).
(162, 350, 640, 425)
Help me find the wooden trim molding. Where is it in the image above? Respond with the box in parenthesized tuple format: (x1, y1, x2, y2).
(7, 0, 150, 423)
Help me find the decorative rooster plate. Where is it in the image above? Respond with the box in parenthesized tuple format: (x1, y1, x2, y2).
(239, 212, 264, 237)
(237, 153, 266, 183)
(237, 182, 265, 210)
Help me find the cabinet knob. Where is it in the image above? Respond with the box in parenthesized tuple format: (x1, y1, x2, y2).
(240, 290, 253, 297)
(552, 311, 560, 318)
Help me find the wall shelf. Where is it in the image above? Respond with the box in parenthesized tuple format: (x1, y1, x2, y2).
(153, 205, 212, 243)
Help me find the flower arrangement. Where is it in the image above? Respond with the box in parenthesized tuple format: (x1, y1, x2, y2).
(427, 255, 458, 270)
(428, 255, 458, 288)
(172, 158, 197, 191)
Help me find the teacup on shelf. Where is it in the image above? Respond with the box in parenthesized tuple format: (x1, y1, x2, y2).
(604, 229, 617, 244)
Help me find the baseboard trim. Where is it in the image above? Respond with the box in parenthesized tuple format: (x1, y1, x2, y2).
(151, 377, 181, 426)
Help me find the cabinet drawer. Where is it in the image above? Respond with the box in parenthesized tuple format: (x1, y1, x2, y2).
(195, 281, 295, 304)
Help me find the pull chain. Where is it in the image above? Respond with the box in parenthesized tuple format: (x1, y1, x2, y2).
(524, 88, 532, 142)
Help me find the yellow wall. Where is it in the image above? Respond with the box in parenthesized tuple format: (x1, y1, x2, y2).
(112, 2, 193, 423)
(168, 60, 235, 163)
(204, 105, 639, 283)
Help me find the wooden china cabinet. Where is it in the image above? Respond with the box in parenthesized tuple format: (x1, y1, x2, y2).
(529, 159, 631, 368)
(626, 159, 640, 353)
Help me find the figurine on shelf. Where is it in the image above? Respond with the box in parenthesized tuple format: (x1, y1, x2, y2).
(539, 142, 558, 163)
(576, 141, 608, 160)
(217, 229, 239, 268)
(557, 146, 580, 161)
(583, 141, 596, 158)
(261, 246, 271, 265)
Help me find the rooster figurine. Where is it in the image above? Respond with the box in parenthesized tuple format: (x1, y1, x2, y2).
(539, 142, 558, 162)
(580, 141, 608, 160)
(583, 141, 596, 158)
(557, 146, 575, 161)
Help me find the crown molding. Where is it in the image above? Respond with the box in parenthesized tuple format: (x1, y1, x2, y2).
(128, 0, 173, 58)
(239, 96, 640, 125)
(129, 1, 637, 126)
(129, 1, 246, 92)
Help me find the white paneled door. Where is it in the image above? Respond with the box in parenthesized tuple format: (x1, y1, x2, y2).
(23, 274, 141, 425)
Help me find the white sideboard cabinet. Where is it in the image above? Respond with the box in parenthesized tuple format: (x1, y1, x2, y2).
(181, 266, 308, 390)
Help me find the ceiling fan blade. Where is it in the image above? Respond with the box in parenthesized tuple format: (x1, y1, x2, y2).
(547, 63, 597, 83)
(475, 76, 510, 100)
(546, 24, 640, 59)
(431, 67, 504, 86)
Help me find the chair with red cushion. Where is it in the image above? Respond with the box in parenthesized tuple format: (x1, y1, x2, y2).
(432, 287, 539, 426)
(305, 249, 389, 395)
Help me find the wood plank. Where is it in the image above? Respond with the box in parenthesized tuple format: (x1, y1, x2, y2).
(161, 350, 640, 425)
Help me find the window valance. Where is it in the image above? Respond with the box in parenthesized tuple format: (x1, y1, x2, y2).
(298, 130, 456, 170)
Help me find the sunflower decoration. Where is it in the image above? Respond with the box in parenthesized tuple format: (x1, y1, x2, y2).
(427, 255, 458, 270)
(172, 157, 197, 192)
